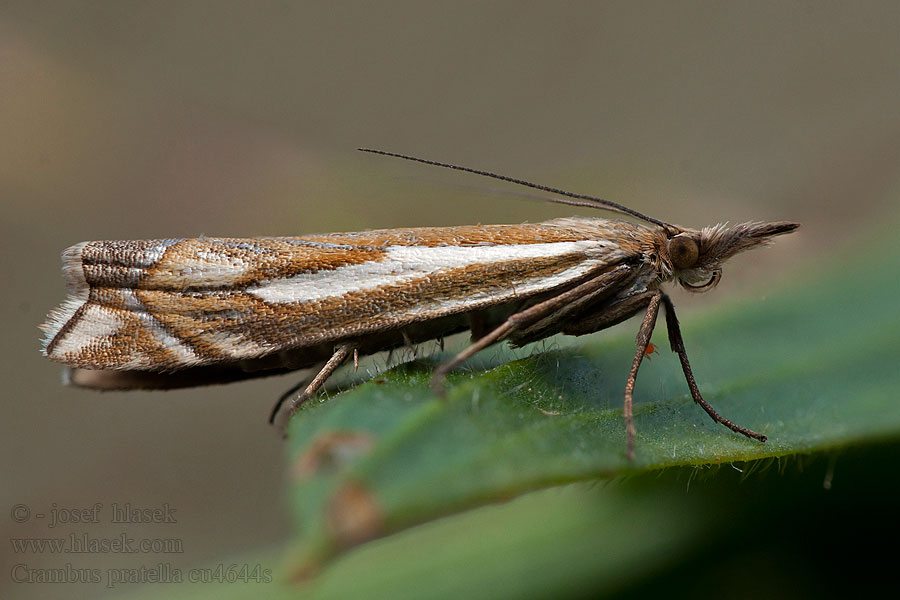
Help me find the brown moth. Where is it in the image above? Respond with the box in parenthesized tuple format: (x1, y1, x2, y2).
(41, 149, 798, 459)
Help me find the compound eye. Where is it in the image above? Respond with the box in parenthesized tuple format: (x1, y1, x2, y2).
(668, 236, 700, 269)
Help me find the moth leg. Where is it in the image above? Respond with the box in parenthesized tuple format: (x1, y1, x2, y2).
(271, 344, 356, 434)
(660, 294, 767, 443)
(432, 264, 632, 394)
(268, 360, 327, 424)
(512, 268, 638, 345)
(401, 329, 417, 356)
(624, 292, 663, 460)
(431, 319, 516, 395)
(561, 291, 655, 336)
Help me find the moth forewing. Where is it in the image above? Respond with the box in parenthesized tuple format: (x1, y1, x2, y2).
(41, 149, 799, 459)
(42, 219, 635, 377)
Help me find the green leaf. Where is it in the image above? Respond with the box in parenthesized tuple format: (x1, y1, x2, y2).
(112, 445, 900, 600)
(293, 443, 900, 600)
(284, 228, 900, 577)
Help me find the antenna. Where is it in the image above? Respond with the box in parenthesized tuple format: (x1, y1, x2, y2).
(358, 148, 671, 229)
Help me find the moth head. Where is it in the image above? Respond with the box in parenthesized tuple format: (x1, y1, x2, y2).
(665, 221, 799, 292)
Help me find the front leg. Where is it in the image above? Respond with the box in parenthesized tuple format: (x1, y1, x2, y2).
(623, 292, 663, 460)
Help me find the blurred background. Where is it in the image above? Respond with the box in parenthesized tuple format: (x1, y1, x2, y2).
(2, 2, 899, 599)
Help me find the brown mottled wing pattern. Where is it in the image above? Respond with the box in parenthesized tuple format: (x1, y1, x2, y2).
(42, 218, 646, 371)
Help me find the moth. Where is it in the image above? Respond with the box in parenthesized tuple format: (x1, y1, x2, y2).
(41, 149, 798, 459)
